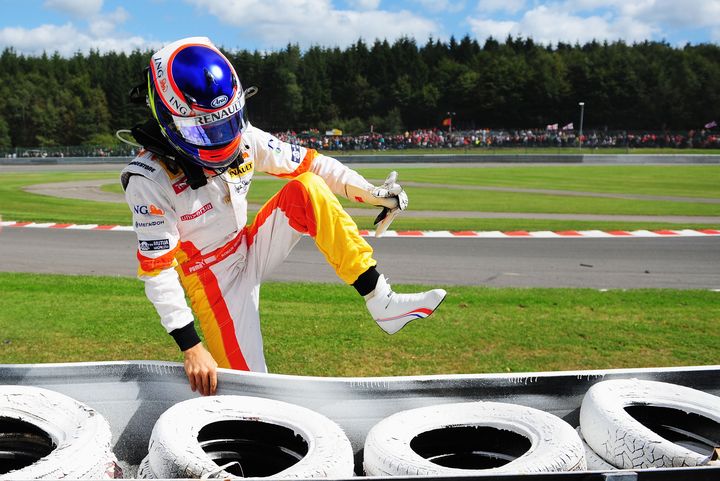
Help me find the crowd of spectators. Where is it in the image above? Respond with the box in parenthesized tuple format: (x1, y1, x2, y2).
(3, 145, 138, 158)
(4, 127, 720, 158)
(275, 127, 720, 151)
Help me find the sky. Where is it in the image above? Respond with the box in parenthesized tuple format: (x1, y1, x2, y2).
(1, 0, 719, 56)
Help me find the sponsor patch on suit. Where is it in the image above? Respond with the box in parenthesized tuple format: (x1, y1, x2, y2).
(173, 177, 190, 194)
(139, 239, 170, 251)
(227, 160, 254, 178)
(180, 203, 213, 221)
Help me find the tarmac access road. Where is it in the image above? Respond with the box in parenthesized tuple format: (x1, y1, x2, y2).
(0, 226, 718, 289)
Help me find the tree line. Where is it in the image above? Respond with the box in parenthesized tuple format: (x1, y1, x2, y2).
(0, 35, 718, 149)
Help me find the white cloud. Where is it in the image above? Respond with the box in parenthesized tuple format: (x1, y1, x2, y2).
(466, 0, 720, 46)
(475, 0, 525, 15)
(414, 0, 466, 14)
(467, 18, 516, 41)
(88, 7, 129, 37)
(521, 5, 655, 44)
(559, 0, 720, 40)
(559, 0, 720, 27)
(43, 0, 104, 17)
(108, 6, 130, 23)
(0, 23, 158, 55)
(613, 0, 720, 29)
(187, 0, 440, 49)
(468, 3, 660, 45)
(347, 0, 381, 10)
(1, 3, 156, 56)
(0, 23, 77, 55)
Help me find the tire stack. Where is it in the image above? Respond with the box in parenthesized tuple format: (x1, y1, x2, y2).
(0, 385, 121, 480)
(579, 379, 720, 469)
(361, 379, 720, 476)
(3, 379, 719, 478)
(137, 395, 355, 479)
(362, 401, 587, 476)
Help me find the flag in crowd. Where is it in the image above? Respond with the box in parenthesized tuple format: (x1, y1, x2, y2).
(442, 117, 452, 127)
(546, 123, 559, 131)
(705, 120, 717, 129)
(562, 122, 574, 131)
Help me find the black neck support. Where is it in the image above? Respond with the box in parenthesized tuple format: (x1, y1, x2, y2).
(130, 120, 208, 190)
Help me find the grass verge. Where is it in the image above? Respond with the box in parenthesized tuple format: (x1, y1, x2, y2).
(102, 176, 720, 217)
(0, 172, 130, 224)
(1, 273, 717, 377)
(355, 165, 720, 198)
(2, 165, 719, 229)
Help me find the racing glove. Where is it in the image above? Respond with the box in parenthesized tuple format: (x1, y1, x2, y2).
(345, 171, 408, 237)
(370, 171, 409, 237)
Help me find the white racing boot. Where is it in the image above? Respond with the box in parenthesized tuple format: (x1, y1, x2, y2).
(365, 275, 447, 334)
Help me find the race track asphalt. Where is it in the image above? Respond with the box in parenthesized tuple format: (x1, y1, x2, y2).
(1, 226, 718, 289)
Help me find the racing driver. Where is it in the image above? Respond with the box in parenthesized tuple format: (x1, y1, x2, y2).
(121, 37, 446, 396)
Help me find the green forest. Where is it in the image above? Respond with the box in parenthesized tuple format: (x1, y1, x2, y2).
(0, 35, 718, 149)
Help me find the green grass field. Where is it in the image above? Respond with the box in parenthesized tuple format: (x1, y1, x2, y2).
(357, 165, 720, 197)
(1, 273, 718, 376)
(2, 165, 719, 230)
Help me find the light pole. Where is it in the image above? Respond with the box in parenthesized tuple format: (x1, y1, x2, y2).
(578, 101, 585, 149)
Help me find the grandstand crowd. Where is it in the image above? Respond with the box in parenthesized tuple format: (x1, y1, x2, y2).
(276, 127, 720, 151)
(4, 127, 720, 158)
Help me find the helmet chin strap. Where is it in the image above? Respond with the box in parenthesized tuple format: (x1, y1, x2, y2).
(131, 119, 248, 188)
(130, 119, 208, 190)
(204, 163, 232, 178)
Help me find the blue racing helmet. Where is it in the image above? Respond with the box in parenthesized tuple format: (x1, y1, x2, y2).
(147, 37, 247, 170)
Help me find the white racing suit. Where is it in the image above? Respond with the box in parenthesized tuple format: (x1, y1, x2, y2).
(121, 124, 379, 372)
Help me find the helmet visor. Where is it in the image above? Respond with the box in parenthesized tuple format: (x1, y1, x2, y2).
(170, 95, 247, 148)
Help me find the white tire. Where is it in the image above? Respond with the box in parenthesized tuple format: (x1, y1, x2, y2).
(363, 401, 586, 476)
(147, 395, 354, 478)
(575, 427, 617, 471)
(0, 385, 120, 479)
(580, 378, 720, 468)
